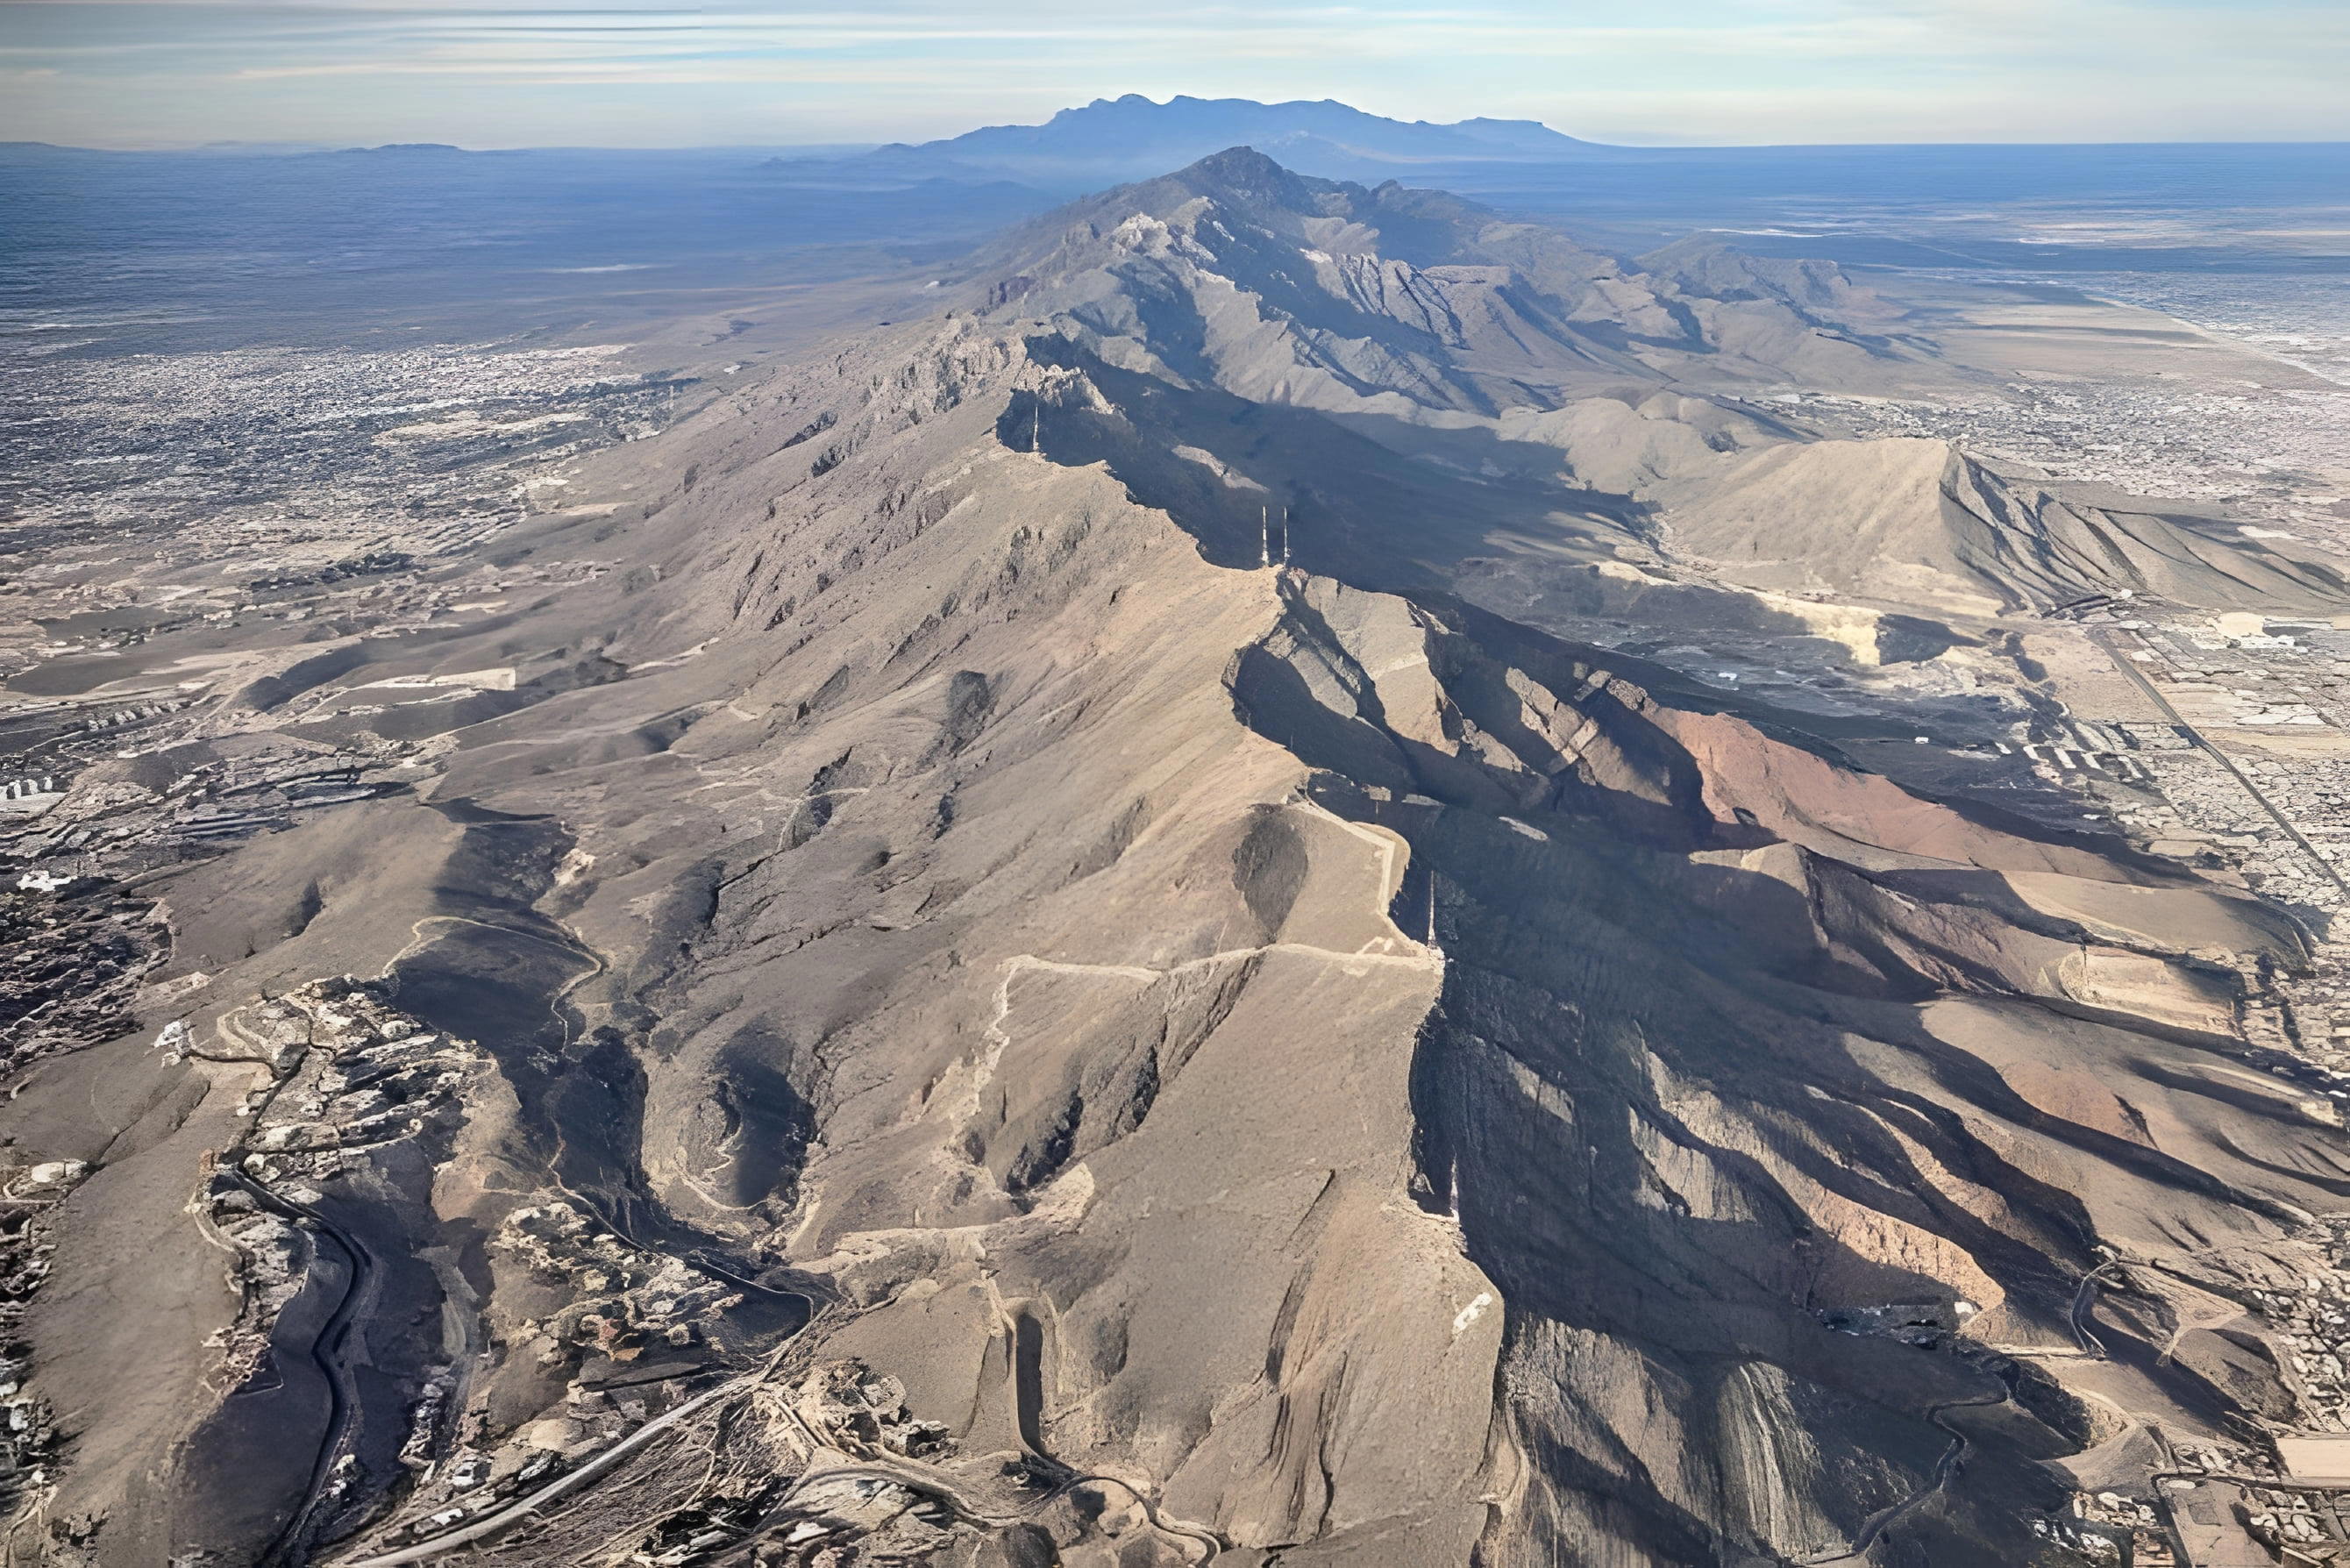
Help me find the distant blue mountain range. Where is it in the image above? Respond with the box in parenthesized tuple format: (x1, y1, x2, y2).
(803, 94, 1599, 189)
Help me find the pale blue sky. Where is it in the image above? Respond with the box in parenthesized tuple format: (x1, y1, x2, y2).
(4, 0, 2346, 150)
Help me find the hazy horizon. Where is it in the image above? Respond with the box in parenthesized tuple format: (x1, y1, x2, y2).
(16, 119, 2350, 156)
(4, 1, 2346, 151)
(13, 98, 2350, 159)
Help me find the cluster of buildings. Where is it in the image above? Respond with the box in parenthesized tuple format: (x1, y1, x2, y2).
(350, 1349, 962, 1564)
(2, 338, 666, 565)
(492, 1200, 744, 1372)
(1790, 360, 2350, 545)
(0, 1158, 87, 1520)
(2048, 273, 2350, 392)
(0, 331, 673, 703)
(1, 734, 410, 887)
(2008, 612, 2350, 923)
(2014, 605, 2350, 1565)
(0, 882, 163, 1079)
(195, 979, 482, 1386)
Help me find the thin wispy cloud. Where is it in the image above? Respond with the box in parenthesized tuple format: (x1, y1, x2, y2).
(0, 0, 2341, 148)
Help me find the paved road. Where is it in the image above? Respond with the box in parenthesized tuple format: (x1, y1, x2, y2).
(342, 1372, 755, 1566)
(2090, 627, 2349, 901)
(234, 1172, 383, 1568)
(353, 1372, 1226, 1568)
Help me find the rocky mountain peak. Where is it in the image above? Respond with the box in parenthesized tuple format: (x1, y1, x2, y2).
(1163, 144, 1327, 210)
(854, 94, 1594, 187)
(957, 148, 1915, 422)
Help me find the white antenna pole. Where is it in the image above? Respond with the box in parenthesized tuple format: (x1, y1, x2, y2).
(1426, 873, 1438, 948)
(1031, 396, 1040, 455)
(1261, 507, 1271, 568)
(1281, 506, 1291, 566)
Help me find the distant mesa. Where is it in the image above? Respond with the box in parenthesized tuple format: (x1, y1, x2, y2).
(0, 139, 483, 160)
(0, 140, 113, 163)
(0, 139, 349, 160)
(324, 142, 474, 156)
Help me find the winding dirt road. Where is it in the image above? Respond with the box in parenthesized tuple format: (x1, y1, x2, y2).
(1802, 1386, 2010, 1565)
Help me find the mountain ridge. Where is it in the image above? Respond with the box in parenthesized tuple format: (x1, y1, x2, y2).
(958, 147, 2346, 621)
(810, 94, 1603, 189)
(7, 146, 2350, 1568)
(890, 92, 1592, 161)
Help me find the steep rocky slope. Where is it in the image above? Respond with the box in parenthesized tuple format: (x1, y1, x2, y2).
(4, 150, 2348, 1568)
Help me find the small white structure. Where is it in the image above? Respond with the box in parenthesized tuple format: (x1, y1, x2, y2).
(0, 777, 62, 816)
